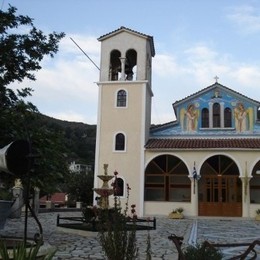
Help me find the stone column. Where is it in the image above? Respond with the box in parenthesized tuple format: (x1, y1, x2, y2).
(241, 175, 251, 217)
(119, 57, 126, 80)
(76, 201, 82, 209)
(209, 102, 213, 128)
(190, 177, 198, 216)
(10, 179, 24, 218)
(220, 102, 225, 128)
(46, 200, 53, 209)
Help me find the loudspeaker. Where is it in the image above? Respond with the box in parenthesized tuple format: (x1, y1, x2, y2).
(0, 140, 31, 176)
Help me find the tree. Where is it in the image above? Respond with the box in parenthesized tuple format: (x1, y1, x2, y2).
(0, 5, 67, 194)
(0, 5, 65, 87)
(65, 169, 94, 206)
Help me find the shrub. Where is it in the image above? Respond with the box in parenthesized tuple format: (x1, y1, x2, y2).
(176, 207, 184, 213)
(82, 206, 98, 222)
(0, 240, 56, 260)
(183, 243, 223, 260)
(172, 207, 184, 214)
(98, 183, 138, 260)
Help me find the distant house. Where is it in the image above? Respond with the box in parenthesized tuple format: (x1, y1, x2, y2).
(69, 161, 92, 174)
(40, 192, 67, 208)
(40, 162, 92, 208)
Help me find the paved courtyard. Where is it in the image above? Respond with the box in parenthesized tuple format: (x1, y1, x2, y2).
(1, 212, 260, 259)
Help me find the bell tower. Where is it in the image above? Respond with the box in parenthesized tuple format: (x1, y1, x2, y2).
(94, 26, 155, 215)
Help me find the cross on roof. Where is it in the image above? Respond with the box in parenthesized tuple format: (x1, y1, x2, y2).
(214, 76, 219, 83)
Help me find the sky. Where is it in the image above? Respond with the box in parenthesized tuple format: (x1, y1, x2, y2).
(3, 0, 260, 125)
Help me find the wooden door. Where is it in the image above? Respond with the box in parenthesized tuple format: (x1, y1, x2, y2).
(199, 175, 242, 216)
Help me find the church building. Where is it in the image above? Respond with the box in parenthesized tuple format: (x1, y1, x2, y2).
(94, 26, 260, 218)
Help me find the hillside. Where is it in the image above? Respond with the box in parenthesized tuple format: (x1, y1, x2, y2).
(39, 114, 96, 165)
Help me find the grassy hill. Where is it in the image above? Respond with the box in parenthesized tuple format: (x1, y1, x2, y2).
(39, 114, 96, 166)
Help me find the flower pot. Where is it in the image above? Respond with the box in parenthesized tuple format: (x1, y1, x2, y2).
(0, 200, 13, 229)
(255, 215, 260, 221)
(168, 212, 184, 219)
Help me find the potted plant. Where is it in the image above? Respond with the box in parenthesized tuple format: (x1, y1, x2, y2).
(255, 209, 260, 221)
(168, 207, 184, 219)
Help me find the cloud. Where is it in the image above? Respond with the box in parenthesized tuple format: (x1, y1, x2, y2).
(153, 44, 231, 86)
(153, 26, 260, 98)
(153, 54, 179, 76)
(50, 111, 92, 123)
(227, 5, 260, 34)
(61, 34, 100, 58)
(150, 42, 260, 124)
(231, 66, 260, 89)
(12, 34, 101, 124)
(184, 45, 218, 62)
(11, 31, 260, 125)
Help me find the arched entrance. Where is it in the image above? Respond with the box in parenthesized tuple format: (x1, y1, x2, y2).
(198, 155, 242, 217)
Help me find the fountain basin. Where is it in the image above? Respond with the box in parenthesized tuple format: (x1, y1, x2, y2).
(93, 188, 114, 197)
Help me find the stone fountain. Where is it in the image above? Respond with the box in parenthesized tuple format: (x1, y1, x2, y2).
(93, 164, 114, 209)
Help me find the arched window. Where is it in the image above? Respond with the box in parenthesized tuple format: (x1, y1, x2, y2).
(201, 108, 209, 128)
(109, 50, 121, 81)
(117, 90, 127, 107)
(144, 155, 190, 202)
(213, 103, 220, 127)
(224, 107, 232, 127)
(115, 133, 125, 151)
(113, 177, 124, 196)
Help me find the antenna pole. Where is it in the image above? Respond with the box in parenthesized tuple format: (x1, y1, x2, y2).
(70, 37, 100, 71)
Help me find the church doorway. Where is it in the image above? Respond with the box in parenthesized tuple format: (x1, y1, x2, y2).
(198, 155, 242, 217)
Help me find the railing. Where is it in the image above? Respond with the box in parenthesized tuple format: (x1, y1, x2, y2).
(57, 215, 156, 231)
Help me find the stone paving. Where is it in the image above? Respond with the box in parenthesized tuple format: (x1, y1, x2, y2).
(1, 212, 260, 259)
(196, 218, 260, 259)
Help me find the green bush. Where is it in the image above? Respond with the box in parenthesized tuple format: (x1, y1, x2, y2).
(183, 243, 223, 260)
(82, 206, 97, 222)
(0, 240, 56, 260)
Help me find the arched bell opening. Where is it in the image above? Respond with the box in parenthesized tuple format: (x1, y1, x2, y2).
(109, 50, 121, 81)
(125, 49, 137, 81)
